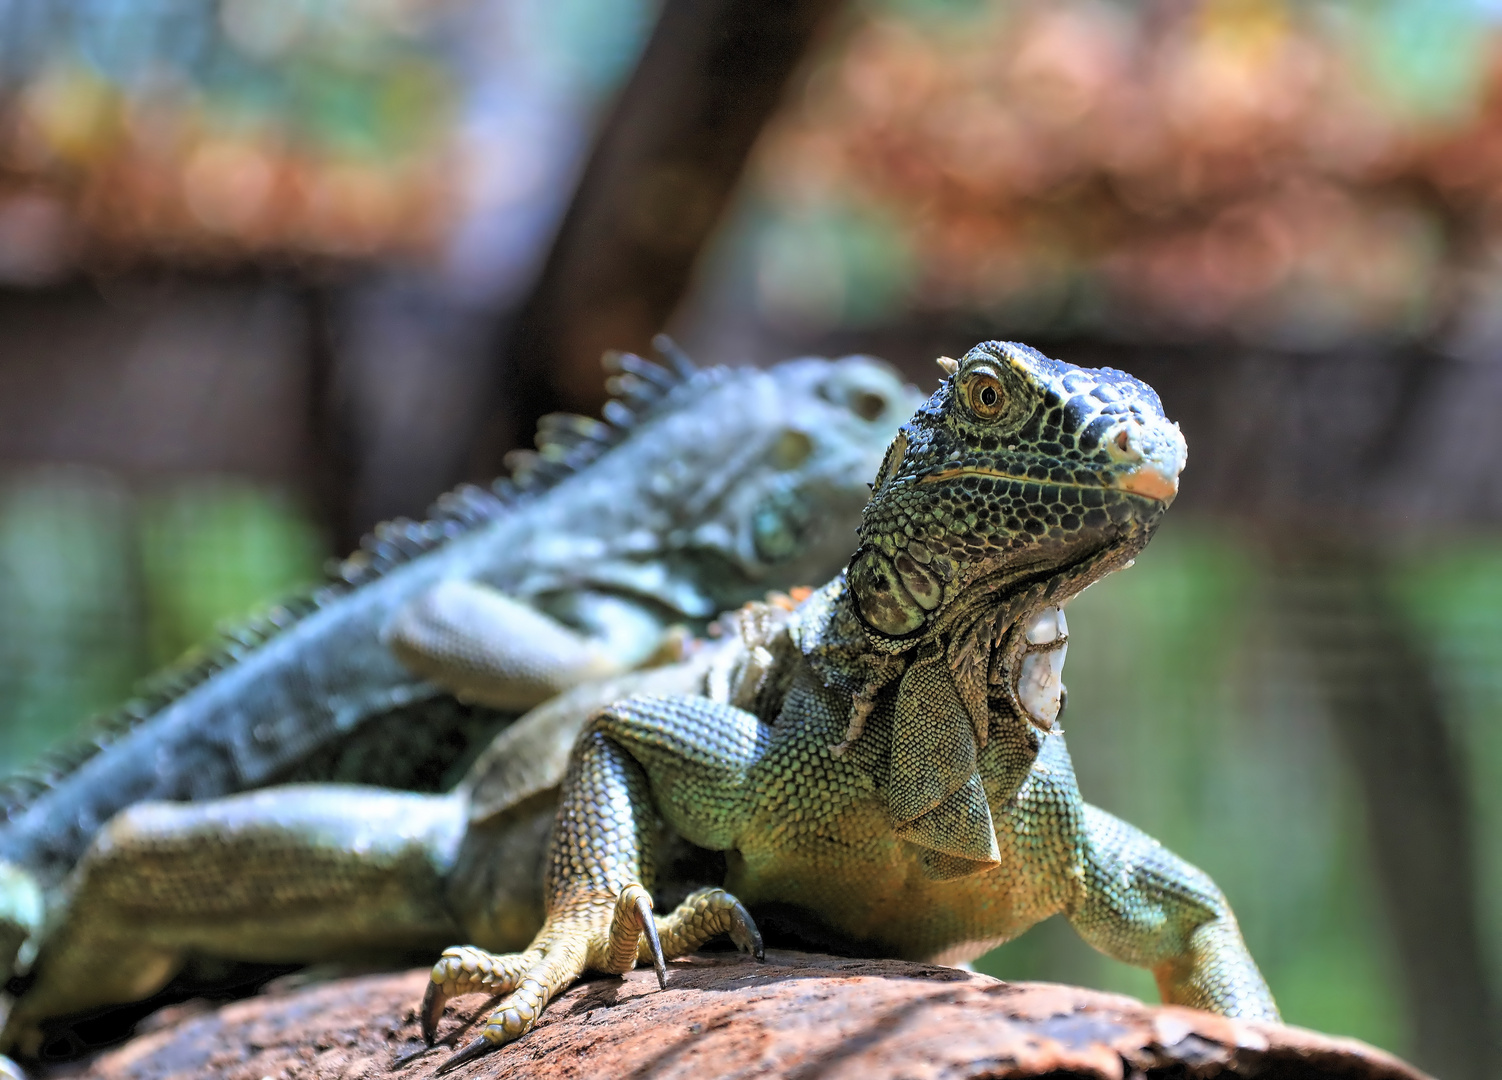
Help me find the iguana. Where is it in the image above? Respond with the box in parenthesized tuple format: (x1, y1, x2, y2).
(414, 339, 1276, 1072)
(0, 343, 1276, 1075)
(0, 342, 919, 1047)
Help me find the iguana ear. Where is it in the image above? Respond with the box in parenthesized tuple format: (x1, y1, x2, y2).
(886, 647, 1001, 875)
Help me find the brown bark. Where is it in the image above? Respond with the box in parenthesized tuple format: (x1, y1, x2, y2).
(62, 952, 1427, 1080)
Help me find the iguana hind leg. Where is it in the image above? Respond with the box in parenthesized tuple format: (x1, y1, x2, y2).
(1067, 803, 1279, 1020)
(1, 785, 466, 1054)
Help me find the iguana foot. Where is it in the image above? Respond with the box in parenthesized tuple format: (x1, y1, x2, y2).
(420, 945, 541, 1043)
(647, 887, 764, 962)
(427, 883, 663, 1071)
(425, 885, 763, 1072)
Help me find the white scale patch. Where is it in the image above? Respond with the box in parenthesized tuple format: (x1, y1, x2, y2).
(1018, 606, 1068, 726)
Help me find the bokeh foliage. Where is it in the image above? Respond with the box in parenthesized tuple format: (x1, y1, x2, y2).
(0, 470, 321, 773)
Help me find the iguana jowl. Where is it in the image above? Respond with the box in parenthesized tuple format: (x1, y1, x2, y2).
(0, 342, 920, 1055)
(415, 341, 1277, 1072)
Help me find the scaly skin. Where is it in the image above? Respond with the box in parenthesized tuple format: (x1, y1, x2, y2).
(422, 341, 1276, 1072)
(0, 343, 919, 1067)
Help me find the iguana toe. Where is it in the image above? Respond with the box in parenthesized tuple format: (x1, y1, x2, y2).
(421, 944, 539, 1044)
(647, 887, 765, 962)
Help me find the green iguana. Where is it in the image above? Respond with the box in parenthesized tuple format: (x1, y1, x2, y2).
(0, 342, 919, 1061)
(0, 343, 1275, 1076)
(415, 339, 1275, 1072)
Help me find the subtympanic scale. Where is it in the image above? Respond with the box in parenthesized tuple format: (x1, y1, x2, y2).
(1017, 606, 1068, 726)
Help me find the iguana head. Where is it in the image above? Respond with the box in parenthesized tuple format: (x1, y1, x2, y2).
(850, 340, 1186, 642)
(726, 356, 924, 584)
(838, 341, 1184, 877)
(563, 353, 923, 620)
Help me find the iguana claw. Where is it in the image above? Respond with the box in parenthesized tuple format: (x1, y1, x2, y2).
(728, 896, 766, 961)
(434, 1036, 493, 1076)
(419, 979, 447, 1046)
(635, 891, 667, 989)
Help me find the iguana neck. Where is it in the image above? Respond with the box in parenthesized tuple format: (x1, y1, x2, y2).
(799, 527, 1153, 751)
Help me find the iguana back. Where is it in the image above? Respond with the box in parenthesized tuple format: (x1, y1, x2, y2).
(0, 345, 919, 891)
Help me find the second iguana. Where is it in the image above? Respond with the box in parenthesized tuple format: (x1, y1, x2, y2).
(0, 342, 919, 1045)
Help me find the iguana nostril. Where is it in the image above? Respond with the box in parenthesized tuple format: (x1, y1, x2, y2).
(1112, 418, 1187, 501)
(1106, 424, 1144, 464)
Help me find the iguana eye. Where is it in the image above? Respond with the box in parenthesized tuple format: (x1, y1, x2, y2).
(962, 368, 1006, 421)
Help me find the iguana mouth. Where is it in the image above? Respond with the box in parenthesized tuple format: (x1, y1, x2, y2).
(918, 465, 1178, 503)
(1115, 462, 1179, 502)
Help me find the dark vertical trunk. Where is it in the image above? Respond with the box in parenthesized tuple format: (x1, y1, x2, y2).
(300, 281, 359, 556)
(1269, 535, 1500, 1080)
(483, 0, 846, 474)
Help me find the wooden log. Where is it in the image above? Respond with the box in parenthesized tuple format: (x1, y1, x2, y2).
(63, 951, 1428, 1080)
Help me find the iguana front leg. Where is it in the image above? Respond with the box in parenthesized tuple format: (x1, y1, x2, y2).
(1067, 803, 1278, 1020)
(384, 580, 637, 710)
(423, 696, 766, 1072)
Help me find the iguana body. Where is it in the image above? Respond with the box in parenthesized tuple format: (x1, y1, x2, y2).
(0, 344, 919, 1054)
(416, 340, 1275, 1071)
(0, 618, 766, 1050)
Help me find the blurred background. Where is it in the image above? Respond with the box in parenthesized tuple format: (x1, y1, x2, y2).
(0, 0, 1498, 1075)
